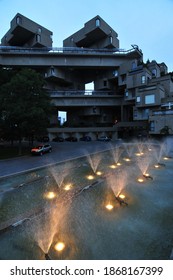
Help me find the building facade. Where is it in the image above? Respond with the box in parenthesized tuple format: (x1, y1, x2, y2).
(1, 13, 173, 140)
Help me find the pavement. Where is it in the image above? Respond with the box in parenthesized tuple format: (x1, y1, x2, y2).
(0, 140, 119, 178)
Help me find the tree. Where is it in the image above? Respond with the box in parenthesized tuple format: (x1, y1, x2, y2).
(0, 68, 51, 154)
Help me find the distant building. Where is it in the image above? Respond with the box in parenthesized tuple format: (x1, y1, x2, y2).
(1, 13, 173, 140)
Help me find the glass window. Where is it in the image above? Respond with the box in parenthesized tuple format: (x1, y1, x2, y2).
(95, 18, 100, 27)
(136, 96, 140, 103)
(51, 68, 55, 75)
(125, 91, 128, 97)
(113, 70, 118, 77)
(38, 28, 42, 33)
(109, 36, 113, 44)
(103, 80, 107, 87)
(36, 34, 41, 42)
(145, 94, 155, 104)
(16, 16, 22, 25)
(152, 69, 157, 77)
(132, 61, 137, 69)
(141, 75, 146, 84)
(149, 121, 155, 131)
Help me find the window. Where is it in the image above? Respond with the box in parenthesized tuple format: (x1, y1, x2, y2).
(136, 96, 141, 103)
(141, 75, 146, 84)
(145, 94, 155, 104)
(103, 80, 107, 87)
(38, 27, 42, 33)
(132, 61, 137, 70)
(109, 36, 113, 44)
(152, 68, 157, 77)
(125, 91, 128, 97)
(36, 34, 41, 42)
(149, 121, 155, 131)
(16, 16, 22, 25)
(95, 18, 100, 27)
(113, 70, 118, 77)
(51, 68, 55, 75)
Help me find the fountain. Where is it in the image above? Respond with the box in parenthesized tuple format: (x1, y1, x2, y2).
(85, 152, 102, 174)
(0, 138, 173, 260)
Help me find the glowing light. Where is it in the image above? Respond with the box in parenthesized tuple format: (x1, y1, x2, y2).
(163, 157, 169, 160)
(123, 158, 131, 162)
(64, 184, 72, 191)
(143, 173, 150, 177)
(96, 171, 102, 176)
(87, 175, 94, 180)
(110, 165, 116, 169)
(137, 178, 144, 183)
(54, 242, 65, 252)
(45, 191, 56, 199)
(154, 164, 159, 168)
(116, 162, 121, 166)
(105, 204, 114, 210)
(119, 194, 125, 199)
(135, 153, 141, 156)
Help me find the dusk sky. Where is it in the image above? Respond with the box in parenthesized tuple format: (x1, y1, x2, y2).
(1, 0, 173, 70)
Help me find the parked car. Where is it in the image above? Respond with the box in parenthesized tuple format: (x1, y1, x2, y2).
(36, 136, 49, 142)
(97, 136, 111, 142)
(80, 136, 91, 141)
(31, 144, 52, 155)
(65, 136, 78, 142)
(52, 136, 64, 142)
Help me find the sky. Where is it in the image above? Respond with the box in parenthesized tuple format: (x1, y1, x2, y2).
(0, 0, 173, 71)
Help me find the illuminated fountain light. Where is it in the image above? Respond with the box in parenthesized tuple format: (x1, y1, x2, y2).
(135, 152, 144, 156)
(143, 173, 153, 180)
(163, 156, 169, 160)
(109, 164, 117, 169)
(105, 203, 114, 210)
(54, 241, 65, 252)
(137, 177, 144, 183)
(87, 175, 95, 180)
(118, 194, 125, 199)
(115, 194, 128, 206)
(96, 171, 102, 176)
(116, 162, 122, 166)
(63, 184, 72, 191)
(123, 157, 131, 162)
(154, 164, 160, 169)
(44, 191, 57, 199)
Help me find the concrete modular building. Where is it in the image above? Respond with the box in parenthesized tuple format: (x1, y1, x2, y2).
(1, 13, 173, 140)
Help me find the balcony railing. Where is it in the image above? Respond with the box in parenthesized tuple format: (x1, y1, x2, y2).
(0, 45, 142, 55)
(48, 90, 119, 97)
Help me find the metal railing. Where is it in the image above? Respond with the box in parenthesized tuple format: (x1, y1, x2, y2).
(0, 45, 142, 55)
(48, 90, 122, 97)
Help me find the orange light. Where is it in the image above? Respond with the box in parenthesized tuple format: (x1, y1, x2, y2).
(124, 158, 131, 162)
(45, 191, 56, 199)
(110, 164, 116, 169)
(54, 242, 65, 252)
(138, 178, 144, 183)
(64, 184, 72, 191)
(87, 175, 94, 180)
(119, 194, 125, 199)
(105, 204, 114, 210)
(96, 171, 102, 176)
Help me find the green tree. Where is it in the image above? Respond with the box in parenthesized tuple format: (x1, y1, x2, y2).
(0, 68, 51, 154)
